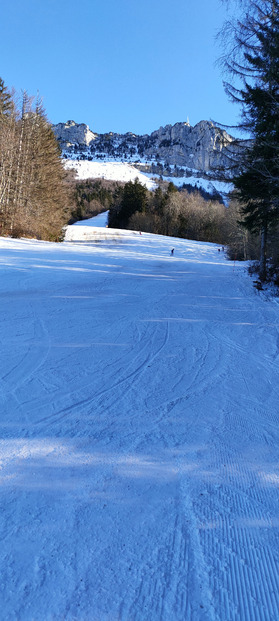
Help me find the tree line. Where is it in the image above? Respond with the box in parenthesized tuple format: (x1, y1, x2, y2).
(67, 175, 259, 265)
(0, 78, 71, 240)
(69, 178, 123, 224)
(107, 178, 256, 256)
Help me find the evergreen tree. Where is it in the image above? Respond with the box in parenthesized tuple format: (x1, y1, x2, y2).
(0, 78, 14, 118)
(109, 179, 147, 229)
(25, 97, 69, 239)
(222, 1, 279, 280)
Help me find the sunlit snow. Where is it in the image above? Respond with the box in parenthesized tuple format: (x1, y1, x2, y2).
(0, 220, 279, 620)
(63, 159, 157, 189)
(63, 158, 232, 199)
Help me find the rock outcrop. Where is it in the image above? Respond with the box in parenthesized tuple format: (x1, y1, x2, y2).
(52, 120, 236, 174)
(148, 121, 234, 170)
(53, 120, 97, 147)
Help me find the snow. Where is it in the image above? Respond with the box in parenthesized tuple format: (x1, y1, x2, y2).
(152, 173, 233, 197)
(1, 220, 279, 620)
(63, 158, 233, 200)
(71, 210, 109, 228)
(63, 159, 157, 190)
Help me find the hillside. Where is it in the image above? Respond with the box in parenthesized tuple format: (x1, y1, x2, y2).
(0, 224, 278, 620)
(64, 159, 232, 199)
(64, 159, 157, 190)
(54, 119, 236, 199)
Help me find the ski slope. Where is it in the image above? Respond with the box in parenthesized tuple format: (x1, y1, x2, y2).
(63, 159, 157, 190)
(0, 225, 279, 621)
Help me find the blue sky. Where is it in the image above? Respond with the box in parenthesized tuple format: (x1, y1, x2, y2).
(1, 0, 241, 135)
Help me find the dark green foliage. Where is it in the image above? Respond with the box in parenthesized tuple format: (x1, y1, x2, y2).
(108, 178, 148, 228)
(108, 178, 233, 246)
(0, 78, 14, 118)
(223, 1, 279, 280)
(70, 178, 121, 223)
(166, 182, 178, 194)
(235, 5, 279, 228)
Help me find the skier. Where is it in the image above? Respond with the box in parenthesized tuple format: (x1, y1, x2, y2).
(171, 248, 174, 256)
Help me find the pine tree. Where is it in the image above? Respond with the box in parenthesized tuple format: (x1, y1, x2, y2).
(109, 179, 148, 229)
(25, 97, 70, 239)
(0, 78, 14, 118)
(222, 1, 279, 280)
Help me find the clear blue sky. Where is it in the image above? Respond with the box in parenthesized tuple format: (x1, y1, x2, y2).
(1, 0, 241, 135)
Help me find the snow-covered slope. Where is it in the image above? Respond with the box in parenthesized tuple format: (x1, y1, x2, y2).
(144, 168, 233, 197)
(64, 159, 157, 190)
(0, 224, 279, 620)
(63, 158, 232, 199)
(70, 210, 109, 228)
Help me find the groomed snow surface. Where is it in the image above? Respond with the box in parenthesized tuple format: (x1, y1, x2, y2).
(0, 223, 279, 621)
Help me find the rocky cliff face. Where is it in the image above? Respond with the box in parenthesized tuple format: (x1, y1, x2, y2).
(148, 121, 234, 170)
(54, 120, 98, 147)
(52, 120, 235, 174)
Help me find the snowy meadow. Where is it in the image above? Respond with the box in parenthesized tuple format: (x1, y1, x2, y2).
(0, 223, 279, 620)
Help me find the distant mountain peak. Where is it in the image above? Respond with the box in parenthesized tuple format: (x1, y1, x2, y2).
(52, 119, 236, 175)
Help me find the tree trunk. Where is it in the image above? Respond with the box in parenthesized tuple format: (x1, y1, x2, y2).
(259, 223, 267, 281)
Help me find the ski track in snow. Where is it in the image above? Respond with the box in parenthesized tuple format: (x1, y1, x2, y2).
(0, 229, 279, 620)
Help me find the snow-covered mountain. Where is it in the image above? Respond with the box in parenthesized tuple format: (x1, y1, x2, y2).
(53, 119, 235, 173)
(54, 119, 235, 199)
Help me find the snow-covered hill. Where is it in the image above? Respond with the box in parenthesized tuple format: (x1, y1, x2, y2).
(64, 158, 233, 199)
(0, 223, 278, 620)
(63, 159, 157, 190)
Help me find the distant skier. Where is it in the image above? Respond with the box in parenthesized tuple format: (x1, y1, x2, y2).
(171, 248, 174, 256)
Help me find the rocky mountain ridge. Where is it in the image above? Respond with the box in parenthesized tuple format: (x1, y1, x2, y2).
(53, 120, 236, 177)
